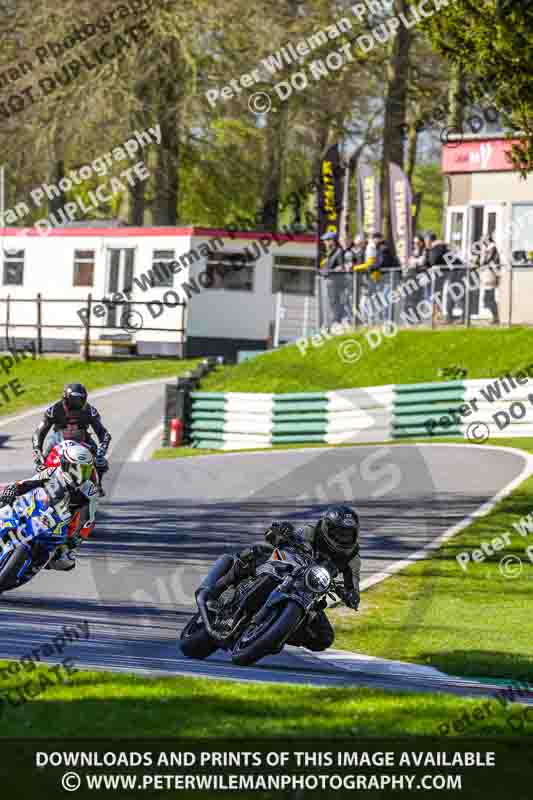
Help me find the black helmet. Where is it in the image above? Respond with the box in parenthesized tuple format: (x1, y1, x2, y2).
(316, 505, 359, 558)
(63, 383, 88, 412)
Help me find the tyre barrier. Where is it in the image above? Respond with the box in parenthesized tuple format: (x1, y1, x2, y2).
(184, 376, 533, 450)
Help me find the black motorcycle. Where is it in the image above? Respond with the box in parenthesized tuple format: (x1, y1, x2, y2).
(180, 538, 348, 666)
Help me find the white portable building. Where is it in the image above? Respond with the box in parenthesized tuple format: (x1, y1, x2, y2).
(0, 225, 318, 359)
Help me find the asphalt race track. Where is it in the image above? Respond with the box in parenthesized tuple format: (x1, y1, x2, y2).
(0, 380, 530, 698)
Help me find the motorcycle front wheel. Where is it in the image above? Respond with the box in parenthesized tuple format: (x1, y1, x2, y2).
(231, 601, 304, 667)
(180, 612, 218, 660)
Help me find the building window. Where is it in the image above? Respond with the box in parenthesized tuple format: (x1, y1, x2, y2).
(151, 250, 175, 287)
(449, 212, 465, 251)
(3, 250, 24, 285)
(205, 251, 255, 291)
(73, 250, 95, 287)
(511, 205, 533, 267)
(487, 211, 497, 239)
(273, 255, 316, 295)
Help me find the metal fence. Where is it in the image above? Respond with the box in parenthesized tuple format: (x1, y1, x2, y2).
(323, 266, 502, 330)
(273, 265, 506, 343)
(0, 294, 187, 361)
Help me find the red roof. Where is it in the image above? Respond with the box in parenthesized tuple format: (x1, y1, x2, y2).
(0, 225, 316, 243)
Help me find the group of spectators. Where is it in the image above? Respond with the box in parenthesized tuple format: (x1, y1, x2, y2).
(320, 230, 501, 327)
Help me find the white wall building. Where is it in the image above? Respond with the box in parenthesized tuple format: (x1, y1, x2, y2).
(443, 134, 533, 325)
(0, 226, 317, 359)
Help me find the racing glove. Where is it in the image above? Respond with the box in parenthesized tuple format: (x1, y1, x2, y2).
(95, 450, 109, 473)
(344, 589, 360, 611)
(33, 449, 45, 470)
(265, 521, 295, 546)
(0, 483, 18, 507)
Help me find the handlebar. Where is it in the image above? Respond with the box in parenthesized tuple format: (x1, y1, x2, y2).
(329, 582, 349, 603)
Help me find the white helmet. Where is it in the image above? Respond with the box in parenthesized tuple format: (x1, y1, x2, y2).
(59, 443, 94, 487)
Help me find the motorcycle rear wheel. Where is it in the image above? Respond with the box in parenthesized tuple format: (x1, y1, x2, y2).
(231, 601, 304, 666)
(180, 612, 218, 659)
(0, 546, 29, 593)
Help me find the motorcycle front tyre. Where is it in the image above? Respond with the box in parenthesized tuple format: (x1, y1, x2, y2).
(231, 601, 304, 667)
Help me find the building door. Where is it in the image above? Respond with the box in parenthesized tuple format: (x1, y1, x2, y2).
(482, 205, 504, 251)
(470, 205, 504, 320)
(105, 248, 135, 329)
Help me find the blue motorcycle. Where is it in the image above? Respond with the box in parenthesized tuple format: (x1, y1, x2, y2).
(0, 486, 89, 592)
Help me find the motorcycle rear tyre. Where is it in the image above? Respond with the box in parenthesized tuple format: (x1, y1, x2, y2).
(0, 547, 29, 593)
(180, 612, 218, 659)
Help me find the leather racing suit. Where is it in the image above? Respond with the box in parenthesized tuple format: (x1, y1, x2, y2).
(197, 521, 361, 652)
(32, 401, 111, 466)
(0, 467, 97, 558)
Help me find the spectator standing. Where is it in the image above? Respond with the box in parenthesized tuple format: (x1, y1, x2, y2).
(361, 233, 380, 324)
(477, 235, 501, 325)
(345, 234, 367, 267)
(373, 232, 399, 324)
(344, 234, 367, 322)
(321, 232, 351, 325)
(403, 234, 426, 321)
(424, 231, 464, 324)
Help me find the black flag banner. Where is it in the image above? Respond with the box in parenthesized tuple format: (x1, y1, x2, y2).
(389, 162, 413, 268)
(316, 143, 343, 271)
(357, 164, 381, 238)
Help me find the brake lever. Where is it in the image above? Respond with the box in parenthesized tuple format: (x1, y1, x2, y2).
(331, 583, 347, 602)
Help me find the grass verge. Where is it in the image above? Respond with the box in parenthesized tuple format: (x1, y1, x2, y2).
(330, 438, 533, 681)
(0, 663, 525, 738)
(200, 327, 533, 393)
(0, 357, 198, 417)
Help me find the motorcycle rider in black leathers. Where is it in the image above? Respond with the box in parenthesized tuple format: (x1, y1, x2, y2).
(0, 443, 98, 572)
(196, 505, 361, 652)
(31, 383, 111, 490)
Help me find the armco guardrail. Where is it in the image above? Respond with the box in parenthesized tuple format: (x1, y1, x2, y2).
(185, 376, 533, 450)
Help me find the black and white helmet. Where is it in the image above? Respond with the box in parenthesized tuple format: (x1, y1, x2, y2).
(59, 442, 94, 487)
(63, 383, 88, 412)
(316, 505, 359, 558)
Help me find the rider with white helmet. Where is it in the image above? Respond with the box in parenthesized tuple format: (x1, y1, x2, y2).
(0, 442, 98, 571)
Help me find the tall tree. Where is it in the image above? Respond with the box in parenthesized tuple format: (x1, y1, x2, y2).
(380, 0, 412, 246)
(424, 0, 533, 172)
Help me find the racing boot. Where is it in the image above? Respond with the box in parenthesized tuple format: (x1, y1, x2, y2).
(96, 468, 106, 498)
(46, 545, 76, 572)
